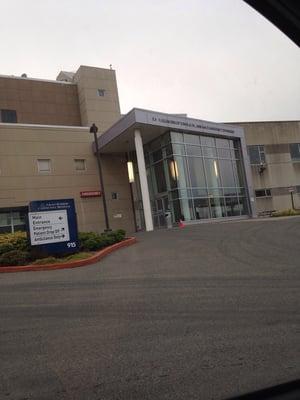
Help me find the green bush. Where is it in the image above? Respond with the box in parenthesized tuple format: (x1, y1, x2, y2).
(0, 232, 31, 266)
(114, 229, 126, 241)
(100, 232, 116, 247)
(0, 242, 14, 255)
(78, 229, 126, 252)
(0, 250, 31, 266)
(83, 237, 103, 251)
(78, 232, 99, 251)
(0, 229, 127, 266)
(0, 231, 30, 252)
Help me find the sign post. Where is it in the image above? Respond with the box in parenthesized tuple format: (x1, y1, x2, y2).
(28, 199, 79, 256)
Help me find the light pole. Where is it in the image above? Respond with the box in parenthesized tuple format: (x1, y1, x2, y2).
(90, 123, 110, 231)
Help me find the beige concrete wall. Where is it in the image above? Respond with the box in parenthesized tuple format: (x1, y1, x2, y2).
(239, 121, 300, 213)
(0, 65, 121, 130)
(73, 66, 121, 132)
(0, 124, 135, 234)
(0, 76, 81, 126)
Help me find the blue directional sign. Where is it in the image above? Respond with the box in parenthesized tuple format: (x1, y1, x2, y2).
(28, 199, 79, 255)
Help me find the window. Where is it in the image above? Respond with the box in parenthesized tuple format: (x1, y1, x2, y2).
(187, 157, 206, 188)
(290, 143, 300, 161)
(204, 158, 221, 188)
(194, 198, 210, 219)
(152, 149, 163, 162)
(202, 146, 217, 157)
(74, 159, 86, 171)
(184, 134, 200, 145)
(145, 131, 249, 223)
(97, 89, 105, 97)
(216, 138, 230, 148)
(0, 208, 27, 233)
(0, 212, 11, 233)
(0, 109, 17, 123)
(186, 145, 202, 157)
(37, 159, 51, 173)
(201, 136, 215, 147)
(248, 145, 266, 165)
(154, 161, 167, 193)
(255, 189, 272, 198)
(111, 192, 118, 200)
(170, 132, 184, 143)
(225, 197, 241, 216)
(218, 159, 236, 195)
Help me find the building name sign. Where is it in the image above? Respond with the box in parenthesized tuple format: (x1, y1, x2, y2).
(31, 200, 72, 211)
(151, 116, 234, 135)
(29, 210, 70, 245)
(80, 191, 102, 198)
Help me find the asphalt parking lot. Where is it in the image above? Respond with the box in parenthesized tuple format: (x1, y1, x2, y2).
(0, 217, 299, 400)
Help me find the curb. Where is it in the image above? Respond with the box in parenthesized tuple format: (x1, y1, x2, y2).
(0, 237, 137, 274)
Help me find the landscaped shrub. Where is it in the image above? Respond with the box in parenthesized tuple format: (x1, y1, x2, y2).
(272, 209, 300, 217)
(100, 229, 126, 246)
(0, 232, 31, 266)
(82, 237, 103, 251)
(113, 229, 126, 242)
(78, 229, 126, 252)
(78, 232, 102, 251)
(0, 249, 31, 266)
(0, 242, 14, 255)
(0, 229, 127, 266)
(100, 232, 116, 247)
(0, 231, 30, 252)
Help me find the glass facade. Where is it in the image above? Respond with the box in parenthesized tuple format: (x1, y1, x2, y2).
(144, 131, 249, 227)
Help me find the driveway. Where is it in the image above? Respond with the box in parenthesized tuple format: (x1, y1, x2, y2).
(0, 218, 299, 400)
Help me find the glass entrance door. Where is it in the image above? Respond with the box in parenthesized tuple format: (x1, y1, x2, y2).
(152, 195, 169, 229)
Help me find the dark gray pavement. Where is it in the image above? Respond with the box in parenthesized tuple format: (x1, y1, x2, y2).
(0, 218, 299, 400)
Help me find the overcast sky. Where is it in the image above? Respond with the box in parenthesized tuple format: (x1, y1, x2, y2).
(1, 0, 299, 122)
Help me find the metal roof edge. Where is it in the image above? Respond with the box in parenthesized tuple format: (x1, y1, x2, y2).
(98, 109, 137, 149)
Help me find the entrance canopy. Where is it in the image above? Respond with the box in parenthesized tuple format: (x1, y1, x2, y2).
(97, 108, 255, 232)
(97, 108, 244, 153)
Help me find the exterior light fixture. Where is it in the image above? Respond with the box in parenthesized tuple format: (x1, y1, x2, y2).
(127, 161, 135, 183)
(170, 160, 179, 180)
(258, 162, 266, 175)
(213, 160, 219, 177)
(125, 153, 138, 232)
